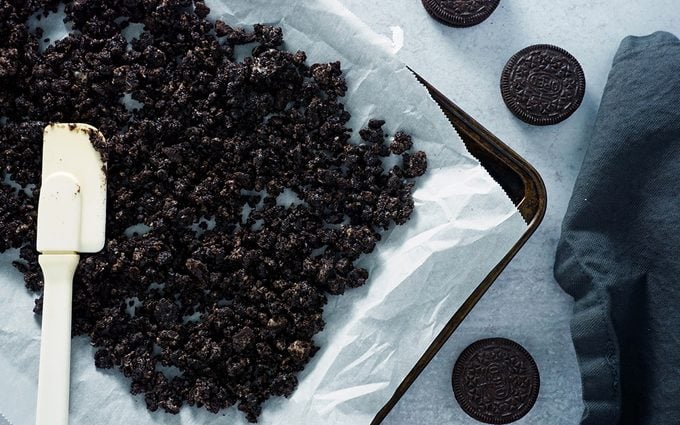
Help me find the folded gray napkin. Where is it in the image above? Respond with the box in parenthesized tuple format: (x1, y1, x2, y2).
(555, 31, 680, 425)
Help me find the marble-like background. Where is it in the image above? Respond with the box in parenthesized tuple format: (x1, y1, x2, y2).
(335, 1, 680, 424)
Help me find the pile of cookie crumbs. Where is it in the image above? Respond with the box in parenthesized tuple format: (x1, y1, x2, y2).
(0, 1, 427, 421)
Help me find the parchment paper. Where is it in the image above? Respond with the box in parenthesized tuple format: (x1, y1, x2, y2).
(0, 0, 528, 424)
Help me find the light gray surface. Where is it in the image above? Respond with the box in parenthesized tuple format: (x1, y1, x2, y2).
(335, 1, 680, 424)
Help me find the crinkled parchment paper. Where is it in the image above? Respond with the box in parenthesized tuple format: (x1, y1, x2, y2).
(0, 0, 528, 423)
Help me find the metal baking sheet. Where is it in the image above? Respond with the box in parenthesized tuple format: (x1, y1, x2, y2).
(372, 78, 547, 424)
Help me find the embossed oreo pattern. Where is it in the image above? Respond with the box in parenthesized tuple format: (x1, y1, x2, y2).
(501, 45, 585, 125)
(452, 338, 540, 424)
(422, 0, 501, 27)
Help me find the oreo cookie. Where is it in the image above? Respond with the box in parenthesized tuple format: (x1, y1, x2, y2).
(501, 44, 586, 125)
(422, 0, 501, 27)
(452, 338, 540, 424)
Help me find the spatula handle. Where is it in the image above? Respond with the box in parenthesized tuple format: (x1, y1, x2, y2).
(36, 254, 80, 425)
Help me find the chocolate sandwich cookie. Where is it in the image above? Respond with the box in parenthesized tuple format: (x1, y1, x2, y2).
(452, 338, 540, 424)
(501, 44, 586, 126)
(422, 0, 501, 27)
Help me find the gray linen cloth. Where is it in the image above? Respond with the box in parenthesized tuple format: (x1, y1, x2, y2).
(555, 31, 680, 425)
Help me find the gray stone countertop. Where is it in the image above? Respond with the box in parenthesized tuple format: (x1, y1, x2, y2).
(335, 1, 680, 423)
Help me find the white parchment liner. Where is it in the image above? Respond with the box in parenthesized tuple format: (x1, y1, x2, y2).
(0, 0, 527, 423)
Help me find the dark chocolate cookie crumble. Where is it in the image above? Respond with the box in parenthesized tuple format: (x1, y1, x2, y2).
(0, 1, 427, 422)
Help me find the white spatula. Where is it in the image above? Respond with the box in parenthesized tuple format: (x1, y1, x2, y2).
(35, 124, 107, 425)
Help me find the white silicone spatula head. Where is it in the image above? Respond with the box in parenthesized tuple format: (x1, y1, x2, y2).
(35, 123, 107, 425)
(37, 123, 107, 253)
